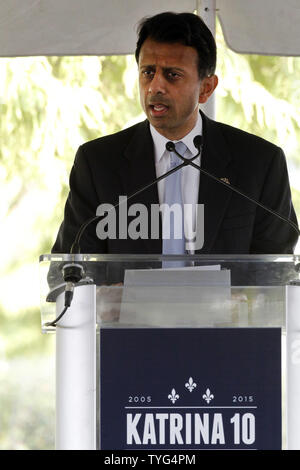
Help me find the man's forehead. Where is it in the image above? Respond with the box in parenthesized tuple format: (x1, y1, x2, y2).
(138, 38, 198, 68)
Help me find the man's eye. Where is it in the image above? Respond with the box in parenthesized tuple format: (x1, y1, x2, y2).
(167, 72, 180, 80)
(142, 70, 154, 78)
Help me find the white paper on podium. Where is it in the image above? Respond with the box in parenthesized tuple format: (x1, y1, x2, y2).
(119, 266, 231, 327)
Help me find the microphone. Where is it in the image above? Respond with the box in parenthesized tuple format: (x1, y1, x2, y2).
(193, 135, 203, 150)
(166, 135, 203, 152)
(169, 136, 299, 238)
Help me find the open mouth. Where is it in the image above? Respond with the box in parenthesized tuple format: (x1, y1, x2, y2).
(149, 104, 169, 116)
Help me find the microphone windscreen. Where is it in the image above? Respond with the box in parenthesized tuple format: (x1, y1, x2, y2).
(193, 135, 202, 150)
(166, 141, 175, 152)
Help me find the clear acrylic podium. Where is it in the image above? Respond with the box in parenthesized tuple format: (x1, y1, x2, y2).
(39, 254, 300, 450)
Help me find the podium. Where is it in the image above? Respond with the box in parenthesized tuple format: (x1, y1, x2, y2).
(39, 254, 300, 450)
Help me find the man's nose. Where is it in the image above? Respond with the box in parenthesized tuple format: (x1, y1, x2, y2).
(148, 72, 166, 95)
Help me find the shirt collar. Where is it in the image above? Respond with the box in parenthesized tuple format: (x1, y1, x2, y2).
(150, 111, 203, 164)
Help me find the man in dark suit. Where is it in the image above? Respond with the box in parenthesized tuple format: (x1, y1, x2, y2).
(52, 12, 298, 255)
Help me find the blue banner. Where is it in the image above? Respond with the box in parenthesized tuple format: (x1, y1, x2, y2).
(99, 328, 281, 450)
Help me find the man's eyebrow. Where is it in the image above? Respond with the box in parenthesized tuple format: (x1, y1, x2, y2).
(139, 64, 185, 72)
(164, 66, 185, 73)
(139, 64, 155, 69)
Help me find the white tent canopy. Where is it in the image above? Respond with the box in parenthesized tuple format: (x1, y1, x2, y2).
(1, 0, 300, 57)
(218, 0, 300, 56)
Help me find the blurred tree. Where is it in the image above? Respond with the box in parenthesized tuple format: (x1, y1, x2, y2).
(0, 55, 142, 277)
(215, 20, 300, 215)
(0, 54, 142, 449)
(216, 24, 300, 157)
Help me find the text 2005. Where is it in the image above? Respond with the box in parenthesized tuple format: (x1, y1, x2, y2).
(128, 396, 152, 403)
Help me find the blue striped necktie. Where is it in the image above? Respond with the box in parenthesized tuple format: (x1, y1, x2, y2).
(162, 141, 187, 262)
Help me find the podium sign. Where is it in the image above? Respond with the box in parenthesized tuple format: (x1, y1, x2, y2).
(100, 327, 281, 450)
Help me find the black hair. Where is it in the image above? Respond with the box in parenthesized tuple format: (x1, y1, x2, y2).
(135, 12, 216, 79)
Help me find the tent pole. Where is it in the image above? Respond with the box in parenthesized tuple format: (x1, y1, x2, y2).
(197, 0, 217, 119)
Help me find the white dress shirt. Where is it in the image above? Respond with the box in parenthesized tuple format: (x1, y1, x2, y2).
(150, 112, 202, 253)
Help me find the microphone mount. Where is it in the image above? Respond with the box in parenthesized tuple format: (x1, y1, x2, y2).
(70, 133, 299, 255)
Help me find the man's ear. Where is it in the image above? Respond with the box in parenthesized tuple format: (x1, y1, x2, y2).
(198, 75, 218, 104)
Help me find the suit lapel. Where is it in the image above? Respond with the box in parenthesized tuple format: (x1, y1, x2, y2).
(197, 112, 237, 253)
(119, 120, 162, 253)
(116, 115, 237, 255)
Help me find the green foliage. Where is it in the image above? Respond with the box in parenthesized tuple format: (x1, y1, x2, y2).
(0, 54, 144, 449)
(0, 356, 55, 450)
(0, 55, 142, 278)
(216, 22, 300, 165)
(0, 55, 143, 449)
(215, 20, 300, 218)
(0, 306, 53, 358)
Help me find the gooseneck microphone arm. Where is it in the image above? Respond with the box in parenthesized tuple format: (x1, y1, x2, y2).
(72, 135, 299, 254)
(168, 136, 300, 238)
(47, 141, 201, 327)
(70, 144, 201, 254)
(48, 139, 201, 327)
(48, 134, 298, 327)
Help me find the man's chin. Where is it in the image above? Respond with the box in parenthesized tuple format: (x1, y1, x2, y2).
(148, 121, 182, 140)
(149, 119, 170, 133)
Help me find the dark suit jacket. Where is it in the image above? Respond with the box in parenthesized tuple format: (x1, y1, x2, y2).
(52, 112, 298, 255)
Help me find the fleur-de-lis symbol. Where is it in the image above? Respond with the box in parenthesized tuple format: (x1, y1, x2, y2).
(168, 388, 179, 404)
(185, 377, 197, 393)
(202, 388, 214, 404)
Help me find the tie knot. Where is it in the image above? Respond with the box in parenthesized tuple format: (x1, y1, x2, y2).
(169, 141, 187, 168)
(175, 141, 187, 155)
